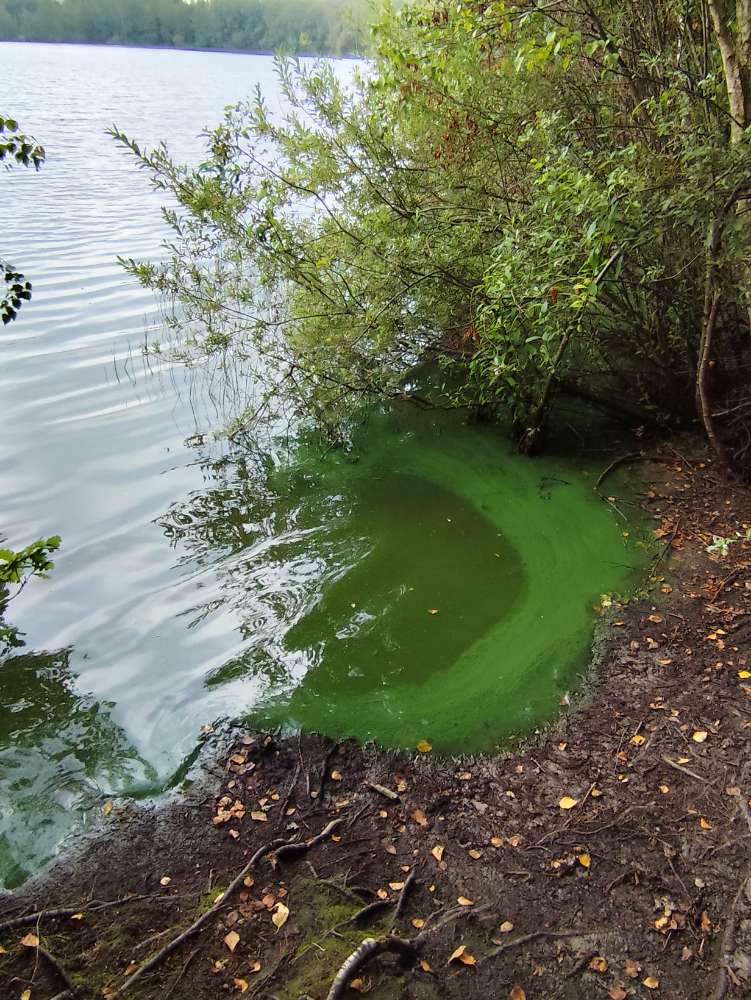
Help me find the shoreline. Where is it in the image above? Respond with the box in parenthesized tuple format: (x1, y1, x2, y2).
(0, 38, 365, 60)
(2, 435, 751, 999)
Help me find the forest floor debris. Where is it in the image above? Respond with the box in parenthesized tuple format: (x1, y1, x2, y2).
(2, 438, 751, 999)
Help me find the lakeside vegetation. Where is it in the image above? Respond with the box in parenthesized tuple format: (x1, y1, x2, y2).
(0, 0, 370, 55)
(116, 0, 751, 477)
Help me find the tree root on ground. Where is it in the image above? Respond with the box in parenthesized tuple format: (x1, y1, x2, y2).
(326, 936, 419, 1000)
(113, 816, 345, 995)
(0, 894, 156, 933)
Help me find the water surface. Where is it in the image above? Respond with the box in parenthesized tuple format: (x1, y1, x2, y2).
(1, 42, 642, 887)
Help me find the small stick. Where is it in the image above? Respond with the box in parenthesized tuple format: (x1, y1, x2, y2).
(709, 570, 741, 604)
(662, 756, 708, 783)
(392, 869, 417, 924)
(280, 761, 302, 818)
(366, 783, 399, 802)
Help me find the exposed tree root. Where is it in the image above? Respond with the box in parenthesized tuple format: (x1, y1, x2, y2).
(0, 895, 154, 933)
(326, 903, 483, 999)
(274, 818, 344, 864)
(481, 929, 613, 965)
(326, 936, 418, 1000)
(113, 816, 345, 995)
(111, 839, 282, 996)
(390, 868, 417, 927)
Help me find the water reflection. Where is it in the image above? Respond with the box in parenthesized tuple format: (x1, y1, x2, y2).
(0, 646, 157, 887)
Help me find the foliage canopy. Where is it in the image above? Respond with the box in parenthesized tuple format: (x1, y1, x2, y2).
(115, 0, 751, 472)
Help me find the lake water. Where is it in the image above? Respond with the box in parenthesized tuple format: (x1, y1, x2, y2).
(0, 42, 642, 887)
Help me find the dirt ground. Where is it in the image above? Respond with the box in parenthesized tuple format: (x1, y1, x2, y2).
(2, 437, 751, 1000)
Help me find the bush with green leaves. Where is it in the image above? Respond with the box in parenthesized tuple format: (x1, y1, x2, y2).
(1, 114, 44, 325)
(0, 536, 61, 652)
(114, 0, 751, 473)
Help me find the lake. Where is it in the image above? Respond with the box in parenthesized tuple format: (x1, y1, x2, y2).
(0, 41, 642, 887)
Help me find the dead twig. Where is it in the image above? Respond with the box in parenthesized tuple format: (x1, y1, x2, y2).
(391, 869, 417, 926)
(280, 761, 302, 818)
(662, 756, 708, 783)
(163, 945, 200, 999)
(710, 570, 741, 604)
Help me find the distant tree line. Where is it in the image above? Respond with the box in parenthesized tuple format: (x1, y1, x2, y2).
(0, 0, 370, 55)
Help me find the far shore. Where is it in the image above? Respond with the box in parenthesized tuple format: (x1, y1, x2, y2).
(0, 37, 365, 60)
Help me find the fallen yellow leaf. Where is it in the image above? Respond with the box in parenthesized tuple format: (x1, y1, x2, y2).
(349, 978, 367, 992)
(490, 836, 503, 848)
(578, 853, 591, 868)
(510, 986, 526, 1000)
(431, 844, 445, 862)
(468, 848, 482, 859)
(159, 876, 171, 886)
(412, 918, 425, 929)
(413, 809, 428, 826)
(499, 920, 514, 933)
(419, 959, 433, 973)
(389, 881, 405, 891)
(457, 896, 474, 906)
(589, 956, 608, 973)
(447, 944, 476, 965)
(330, 770, 343, 781)
(608, 988, 627, 1000)
(416, 740, 432, 753)
(250, 811, 268, 822)
(233, 979, 249, 993)
(20, 933, 39, 948)
(699, 817, 713, 829)
(643, 976, 660, 990)
(21, 991, 31, 1000)
(102, 801, 113, 816)
(224, 930, 240, 952)
(692, 730, 708, 743)
(630, 734, 646, 746)
(271, 902, 290, 930)
(739, 670, 751, 679)
(558, 795, 578, 810)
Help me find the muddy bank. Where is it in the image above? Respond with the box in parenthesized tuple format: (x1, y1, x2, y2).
(2, 439, 751, 1000)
